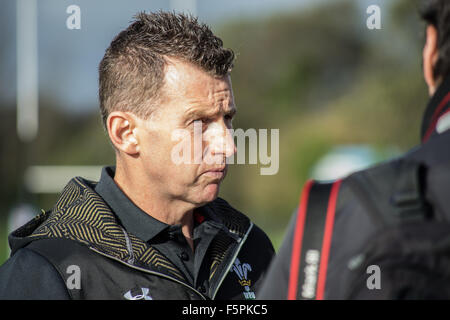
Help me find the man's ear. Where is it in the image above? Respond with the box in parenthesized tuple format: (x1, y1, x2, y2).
(107, 111, 140, 155)
(423, 24, 440, 96)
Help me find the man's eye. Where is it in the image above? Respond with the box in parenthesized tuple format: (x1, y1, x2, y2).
(191, 119, 202, 125)
(191, 119, 208, 131)
(194, 116, 209, 122)
(225, 115, 235, 126)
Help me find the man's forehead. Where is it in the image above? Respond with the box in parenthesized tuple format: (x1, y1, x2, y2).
(162, 59, 235, 115)
(163, 58, 232, 97)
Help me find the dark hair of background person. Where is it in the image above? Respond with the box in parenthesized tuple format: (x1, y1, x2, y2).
(420, 0, 450, 79)
(98, 11, 235, 129)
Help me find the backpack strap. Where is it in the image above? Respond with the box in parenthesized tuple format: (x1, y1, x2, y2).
(346, 159, 430, 228)
(287, 179, 342, 300)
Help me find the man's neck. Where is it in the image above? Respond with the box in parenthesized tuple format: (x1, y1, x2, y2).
(114, 162, 196, 251)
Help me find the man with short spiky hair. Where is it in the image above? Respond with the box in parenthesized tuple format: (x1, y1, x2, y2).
(0, 11, 274, 300)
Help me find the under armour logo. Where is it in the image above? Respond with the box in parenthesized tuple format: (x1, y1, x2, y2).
(123, 287, 153, 300)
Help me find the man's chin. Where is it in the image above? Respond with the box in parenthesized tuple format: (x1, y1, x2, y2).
(198, 183, 220, 204)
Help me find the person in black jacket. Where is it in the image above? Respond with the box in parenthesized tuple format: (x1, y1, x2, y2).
(0, 11, 274, 300)
(259, 0, 450, 300)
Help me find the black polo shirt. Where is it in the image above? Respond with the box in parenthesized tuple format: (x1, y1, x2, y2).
(94, 166, 223, 295)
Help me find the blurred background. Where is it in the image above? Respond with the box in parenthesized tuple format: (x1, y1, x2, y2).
(0, 0, 427, 264)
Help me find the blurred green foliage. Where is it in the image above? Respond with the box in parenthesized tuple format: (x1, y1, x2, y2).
(0, 0, 429, 262)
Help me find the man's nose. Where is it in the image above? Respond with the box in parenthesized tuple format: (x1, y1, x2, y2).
(223, 126, 237, 158)
(205, 122, 236, 158)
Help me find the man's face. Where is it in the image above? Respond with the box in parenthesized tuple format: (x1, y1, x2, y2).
(135, 59, 237, 206)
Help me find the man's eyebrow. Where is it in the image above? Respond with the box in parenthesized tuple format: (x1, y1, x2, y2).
(185, 105, 237, 121)
(185, 107, 216, 120)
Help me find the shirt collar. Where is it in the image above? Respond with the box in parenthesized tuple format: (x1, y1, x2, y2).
(421, 76, 450, 143)
(94, 166, 169, 242)
(94, 166, 222, 242)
